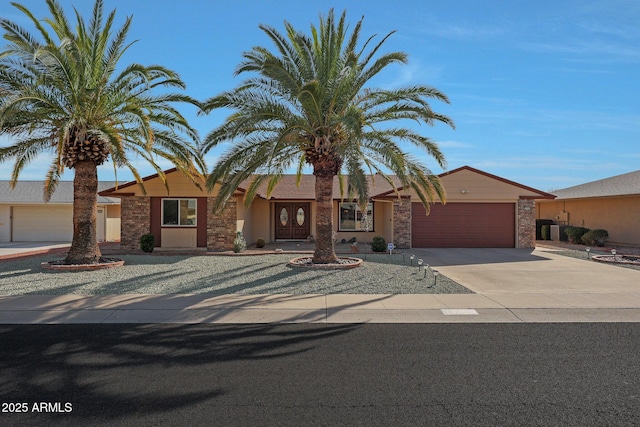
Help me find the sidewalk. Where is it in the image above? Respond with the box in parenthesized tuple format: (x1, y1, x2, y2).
(3, 292, 640, 324)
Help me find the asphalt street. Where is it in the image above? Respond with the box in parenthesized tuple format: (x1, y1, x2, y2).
(1, 323, 640, 426)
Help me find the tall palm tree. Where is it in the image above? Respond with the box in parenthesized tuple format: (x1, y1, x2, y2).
(0, 0, 204, 265)
(201, 9, 453, 264)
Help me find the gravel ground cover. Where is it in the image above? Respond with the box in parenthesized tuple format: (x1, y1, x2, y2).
(0, 253, 471, 295)
(549, 249, 640, 272)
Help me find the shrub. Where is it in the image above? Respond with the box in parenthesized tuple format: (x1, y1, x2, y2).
(234, 232, 247, 253)
(256, 238, 266, 248)
(564, 226, 590, 244)
(371, 236, 387, 252)
(581, 229, 609, 247)
(541, 225, 550, 241)
(140, 234, 155, 253)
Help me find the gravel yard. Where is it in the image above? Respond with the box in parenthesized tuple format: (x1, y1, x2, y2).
(552, 249, 640, 272)
(0, 253, 471, 295)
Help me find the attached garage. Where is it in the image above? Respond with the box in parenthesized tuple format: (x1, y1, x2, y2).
(412, 202, 515, 248)
(12, 205, 73, 241)
(0, 180, 121, 243)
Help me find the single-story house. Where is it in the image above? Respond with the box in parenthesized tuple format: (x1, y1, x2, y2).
(537, 170, 640, 246)
(99, 165, 554, 251)
(0, 181, 121, 242)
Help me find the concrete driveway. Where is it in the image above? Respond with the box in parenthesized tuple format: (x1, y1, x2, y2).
(0, 241, 70, 259)
(409, 247, 640, 309)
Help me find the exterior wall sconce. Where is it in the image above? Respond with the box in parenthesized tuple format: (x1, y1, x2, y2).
(460, 189, 469, 194)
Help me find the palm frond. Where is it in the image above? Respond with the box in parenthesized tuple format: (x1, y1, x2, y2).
(201, 8, 453, 215)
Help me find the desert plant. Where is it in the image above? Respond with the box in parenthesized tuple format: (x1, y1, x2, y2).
(564, 226, 590, 244)
(234, 232, 247, 253)
(0, 0, 203, 265)
(256, 238, 266, 248)
(200, 9, 453, 264)
(371, 236, 387, 252)
(541, 225, 550, 241)
(581, 229, 609, 247)
(140, 234, 155, 253)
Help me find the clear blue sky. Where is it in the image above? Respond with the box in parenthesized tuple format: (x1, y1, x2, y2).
(1, 0, 638, 192)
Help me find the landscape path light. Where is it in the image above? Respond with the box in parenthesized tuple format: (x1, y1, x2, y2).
(586, 247, 591, 259)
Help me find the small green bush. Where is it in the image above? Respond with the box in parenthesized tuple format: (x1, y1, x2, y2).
(581, 229, 609, 247)
(140, 234, 155, 253)
(256, 238, 266, 248)
(541, 225, 550, 240)
(371, 236, 387, 252)
(234, 232, 247, 253)
(564, 226, 590, 244)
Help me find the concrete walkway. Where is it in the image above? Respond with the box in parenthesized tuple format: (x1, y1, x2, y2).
(1, 244, 640, 324)
(4, 292, 640, 324)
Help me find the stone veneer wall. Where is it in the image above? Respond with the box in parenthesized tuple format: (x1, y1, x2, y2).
(517, 199, 536, 249)
(120, 196, 150, 251)
(392, 198, 412, 249)
(207, 197, 237, 251)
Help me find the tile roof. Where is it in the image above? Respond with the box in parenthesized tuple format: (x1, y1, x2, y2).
(0, 181, 121, 204)
(241, 174, 404, 200)
(552, 170, 640, 200)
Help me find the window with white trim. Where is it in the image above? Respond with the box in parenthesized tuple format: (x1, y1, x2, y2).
(339, 202, 373, 231)
(162, 199, 197, 226)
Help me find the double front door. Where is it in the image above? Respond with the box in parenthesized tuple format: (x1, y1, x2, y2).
(275, 203, 310, 240)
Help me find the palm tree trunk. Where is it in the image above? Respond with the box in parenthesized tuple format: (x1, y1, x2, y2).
(65, 160, 102, 264)
(313, 172, 338, 264)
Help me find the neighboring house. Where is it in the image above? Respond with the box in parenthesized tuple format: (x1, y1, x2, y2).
(537, 170, 640, 246)
(0, 181, 121, 242)
(100, 165, 554, 251)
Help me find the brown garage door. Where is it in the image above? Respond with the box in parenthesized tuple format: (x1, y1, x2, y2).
(411, 203, 515, 248)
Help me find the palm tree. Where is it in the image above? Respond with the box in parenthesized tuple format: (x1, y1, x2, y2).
(0, 0, 204, 265)
(201, 9, 453, 264)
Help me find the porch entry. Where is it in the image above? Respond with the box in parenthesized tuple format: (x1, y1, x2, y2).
(275, 203, 311, 240)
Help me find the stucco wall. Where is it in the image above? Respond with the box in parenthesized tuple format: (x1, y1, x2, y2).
(0, 205, 10, 242)
(245, 198, 271, 244)
(109, 171, 208, 197)
(162, 228, 197, 248)
(399, 168, 544, 202)
(105, 205, 121, 242)
(537, 196, 640, 246)
(236, 198, 250, 243)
